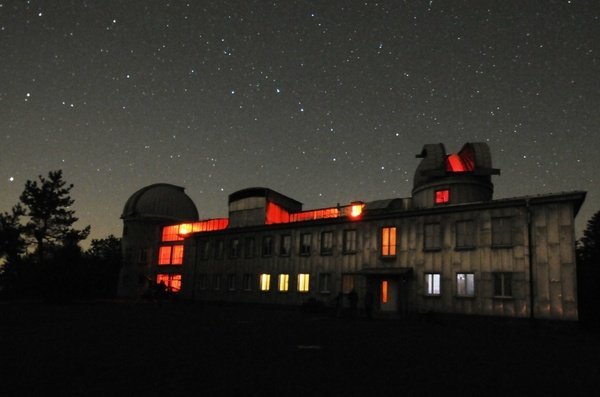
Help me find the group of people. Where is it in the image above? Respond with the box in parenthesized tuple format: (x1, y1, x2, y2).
(335, 288, 375, 319)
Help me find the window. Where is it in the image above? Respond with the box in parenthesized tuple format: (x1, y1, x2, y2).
(199, 240, 210, 260)
(300, 233, 311, 255)
(213, 274, 222, 290)
(298, 273, 310, 292)
(435, 189, 450, 204)
(156, 274, 182, 293)
(321, 232, 333, 255)
(456, 220, 476, 249)
(492, 217, 513, 247)
(214, 239, 224, 259)
(243, 274, 252, 291)
(158, 245, 184, 265)
(262, 236, 273, 257)
(424, 223, 441, 251)
(278, 274, 289, 292)
(342, 274, 355, 294)
(161, 225, 183, 242)
(493, 272, 513, 298)
(198, 274, 207, 290)
(343, 230, 357, 254)
(381, 280, 389, 303)
(425, 273, 441, 295)
(259, 273, 271, 291)
(229, 238, 240, 258)
(319, 273, 331, 293)
(227, 274, 236, 291)
(456, 273, 475, 297)
(244, 237, 255, 258)
(381, 227, 397, 256)
(280, 234, 291, 256)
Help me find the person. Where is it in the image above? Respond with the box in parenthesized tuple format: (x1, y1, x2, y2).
(348, 288, 358, 318)
(364, 290, 374, 319)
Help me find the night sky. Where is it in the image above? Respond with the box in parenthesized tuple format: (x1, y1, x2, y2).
(1, 0, 598, 243)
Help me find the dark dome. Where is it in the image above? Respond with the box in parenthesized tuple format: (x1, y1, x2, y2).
(122, 183, 199, 222)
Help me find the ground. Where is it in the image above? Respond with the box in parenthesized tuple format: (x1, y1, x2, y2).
(2, 301, 599, 396)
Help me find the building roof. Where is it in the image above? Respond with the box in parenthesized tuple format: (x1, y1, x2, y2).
(122, 183, 199, 222)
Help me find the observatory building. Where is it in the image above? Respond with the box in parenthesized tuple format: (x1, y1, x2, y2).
(118, 142, 585, 320)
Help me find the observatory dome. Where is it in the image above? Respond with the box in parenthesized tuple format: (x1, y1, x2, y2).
(121, 183, 199, 222)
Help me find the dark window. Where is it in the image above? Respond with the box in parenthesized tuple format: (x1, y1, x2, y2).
(492, 217, 513, 247)
(300, 233, 311, 256)
(280, 234, 291, 256)
(262, 236, 273, 257)
(214, 239, 224, 259)
(456, 273, 475, 297)
(229, 238, 240, 258)
(319, 273, 331, 293)
(199, 240, 210, 260)
(424, 223, 441, 251)
(139, 248, 147, 263)
(213, 274, 222, 290)
(455, 220, 476, 249)
(244, 237, 255, 258)
(243, 274, 253, 291)
(227, 274, 236, 291)
(198, 274, 207, 290)
(343, 230, 357, 254)
(493, 272, 513, 297)
(342, 274, 355, 293)
(321, 231, 333, 255)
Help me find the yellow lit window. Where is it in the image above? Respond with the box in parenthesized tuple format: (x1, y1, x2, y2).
(158, 246, 172, 265)
(381, 227, 397, 256)
(278, 274, 289, 292)
(297, 273, 310, 292)
(381, 280, 389, 303)
(259, 273, 271, 291)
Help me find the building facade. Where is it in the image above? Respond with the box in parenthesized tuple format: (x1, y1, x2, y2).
(118, 143, 585, 320)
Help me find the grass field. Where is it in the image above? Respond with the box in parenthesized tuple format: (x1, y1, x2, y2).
(2, 301, 599, 396)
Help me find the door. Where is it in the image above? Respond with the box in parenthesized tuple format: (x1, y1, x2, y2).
(380, 279, 399, 312)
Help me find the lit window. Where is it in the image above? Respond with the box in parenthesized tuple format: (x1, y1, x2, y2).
(425, 273, 441, 295)
(162, 225, 183, 242)
(297, 273, 310, 292)
(300, 233, 311, 255)
(381, 227, 397, 256)
(435, 189, 450, 204)
(278, 274, 289, 292)
(280, 234, 291, 256)
(456, 273, 475, 297)
(424, 223, 441, 251)
(171, 245, 184, 265)
(320, 232, 333, 255)
(259, 273, 271, 291)
(492, 217, 513, 247)
(319, 273, 331, 293)
(343, 230, 357, 254)
(456, 220, 476, 249)
(156, 274, 182, 293)
(381, 280, 389, 303)
(158, 246, 172, 265)
(493, 272, 513, 298)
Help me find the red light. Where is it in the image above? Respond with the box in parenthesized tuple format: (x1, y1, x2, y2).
(435, 189, 450, 204)
(349, 202, 364, 219)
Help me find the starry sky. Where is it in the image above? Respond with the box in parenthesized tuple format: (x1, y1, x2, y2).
(1, 0, 598, 244)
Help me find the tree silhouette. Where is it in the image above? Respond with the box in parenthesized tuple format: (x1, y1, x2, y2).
(0, 205, 26, 296)
(19, 170, 90, 264)
(577, 210, 600, 327)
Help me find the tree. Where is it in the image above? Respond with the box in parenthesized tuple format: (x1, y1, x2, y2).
(85, 235, 122, 297)
(0, 205, 26, 296)
(577, 210, 600, 328)
(19, 170, 90, 264)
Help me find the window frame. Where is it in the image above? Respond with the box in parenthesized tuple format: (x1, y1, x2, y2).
(319, 273, 331, 293)
(381, 226, 397, 257)
(244, 237, 255, 258)
(279, 234, 292, 257)
(493, 272, 513, 298)
(455, 220, 476, 250)
(435, 189, 450, 205)
(424, 223, 442, 251)
(214, 239, 224, 260)
(229, 238, 240, 258)
(259, 273, 271, 292)
(343, 229, 357, 254)
(320, 231, 334, 256)
(299, 233, 311, 256)
(456, 272, 475, 298)
(424, 273, 441, 296)
(278, 274, 290, 292)
(492, 217, 513, 248)
(262, 236, 274, 257)
(297, 273, 310, 292)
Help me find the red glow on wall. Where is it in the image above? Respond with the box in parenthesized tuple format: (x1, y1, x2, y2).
(265, 202, 290, 224)
(161, 219, 229, 242)
(191, 218, 229, 233)
(290, 207, 340, 222)
(435, 189, 450, 204)
(156, 274, 182, 293)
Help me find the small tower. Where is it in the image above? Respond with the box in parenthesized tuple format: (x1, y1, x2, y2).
(118, 184, 199, 298)
(412, 142, 500, 208)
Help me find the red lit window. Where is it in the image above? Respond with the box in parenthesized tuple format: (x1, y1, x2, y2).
(156, 274, 182, 293)
(381, 280, 389, 303)
(162, 225, 183, 242)
(158, 245, 184, 265)
(158, 246, 172, 265)
(265, 202, 290, 224)
(435, 189, 450, 204)
(381, 227, 397, 257)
